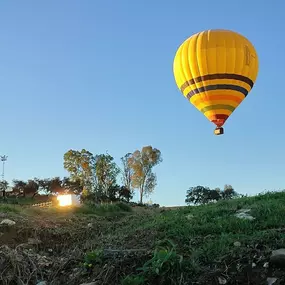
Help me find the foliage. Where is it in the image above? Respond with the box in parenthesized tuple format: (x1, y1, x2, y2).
(128, 146, 162, 203)
(185, 184, 239, 205)
(3, 190, 285, 284)
(93, 153, 120, 196)
(35, 177, 65, 195)
(119, 185, 133, 202)
(83, 249, 103, 270)
(185, 186, 211, 205)
(60, 147, 163, 204)
(75, 202, 132, 216)
(12, 179, 39, 197)
(121, 153, 134, 200)
(63, 149, 95, 189)
(121, 275, 145, 285)
(222, 184, 238, 200)
(121, 239, 183, 285)
(0, 204, 20, 212)
(62, 177, 83, 194)
(0, 180, 9, 198)
(138, 239, 183, 277)
(34, 178, 50, 195)
(116, 201, 133, 212)
(10, 177, 82, 198)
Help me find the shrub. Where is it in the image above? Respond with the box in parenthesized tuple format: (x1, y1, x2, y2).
(0, 204, 20, 213)
(116, 202, 132, 212)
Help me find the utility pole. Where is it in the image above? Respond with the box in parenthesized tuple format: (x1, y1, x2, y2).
(1, 155, 8, 181)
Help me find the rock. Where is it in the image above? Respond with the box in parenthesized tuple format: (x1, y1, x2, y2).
(236, 209, 251, 213)
(270, 248, 285, 267)
(16, 243, 33, 250)
(234, 209, 255, 220)
(37, 255, 53, 267)
(263, 262, 269, 268)
(186, 214, 194, 220)
(28, 238, 42, 245)
(87, 223, 93, 228)
(69, 267, 82, 280)
(0, 219, 16, 226)
(218, 276, 227, 284)
(234, 241, 241, 247)
(267, 277, 278, 285)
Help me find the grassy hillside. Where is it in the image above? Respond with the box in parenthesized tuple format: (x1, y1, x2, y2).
(1, 191, 285, 284)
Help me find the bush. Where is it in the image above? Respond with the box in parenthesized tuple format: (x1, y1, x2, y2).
(75, 202, 132, 216)
(0, 204, 20, 213)
(116, 202, 132, 212)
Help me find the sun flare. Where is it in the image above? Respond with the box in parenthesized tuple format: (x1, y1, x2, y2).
(57, 194, 72, 207)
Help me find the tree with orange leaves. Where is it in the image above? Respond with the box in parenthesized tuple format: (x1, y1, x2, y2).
(127, 146, 162, 204)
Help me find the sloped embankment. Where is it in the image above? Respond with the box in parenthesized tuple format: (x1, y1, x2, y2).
(1, 192, 285, 284)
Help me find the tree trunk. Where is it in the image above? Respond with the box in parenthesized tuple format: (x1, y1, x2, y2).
(139, 190, 143, 204)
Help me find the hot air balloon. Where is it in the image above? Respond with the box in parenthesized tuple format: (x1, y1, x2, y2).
(173, 29, 259, 135)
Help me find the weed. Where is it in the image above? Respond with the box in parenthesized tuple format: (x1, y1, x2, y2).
(0, 204, 20, 213)
(137, 239, 183, 277)
(121, 239, 184, 284)
(2, 191, 285, 284)
(121, 275, 145, 285)
(75, 203, 132, 216)
(82, 249, 103, 270)
(117, 202, 132, 212)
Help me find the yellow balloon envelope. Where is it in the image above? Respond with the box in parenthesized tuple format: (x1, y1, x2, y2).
(173, 29, 259, 135)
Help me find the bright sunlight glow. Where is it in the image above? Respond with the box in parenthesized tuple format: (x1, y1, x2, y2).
(57, 194, 72, 207)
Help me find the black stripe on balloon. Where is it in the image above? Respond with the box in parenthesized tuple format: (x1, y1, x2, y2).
(180, 73, 254, 92)
(186, 84, 249, 100)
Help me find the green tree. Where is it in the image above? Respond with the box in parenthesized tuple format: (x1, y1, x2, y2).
(94, 153, 120, 199)
(185, 186, 211, 205)
(62, 177, 83, 194)
(12, 179, 39, 198)
(121, 153, 133, 196)
(34, 178, 51, 195)
(185, 185, 238, 205)
(119, 185, 133, 202)
(222, 184, 238, 200)
(25, 179, 39, 197)
(107, 184, 121, 202)
(128, 146, 162, 204)
(0, 180, 9, 198)
(12, 179, 26, 196)
(208, 188, 222, 202)
(49, 177, 64, 194)
(63, 149, 95, 191)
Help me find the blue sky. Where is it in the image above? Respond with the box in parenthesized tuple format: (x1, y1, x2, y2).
(0, 1, 284, 206)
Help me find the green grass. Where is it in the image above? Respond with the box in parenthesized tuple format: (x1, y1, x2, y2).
(74, 202, 132, 216)
(0, 197, 37, 205)
(107, 190, 285, 280)
(2, 190, 285, 284)
(0, 204, 21, 213)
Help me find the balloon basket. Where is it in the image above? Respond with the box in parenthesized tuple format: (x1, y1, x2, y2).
(214, 127, 224, 135)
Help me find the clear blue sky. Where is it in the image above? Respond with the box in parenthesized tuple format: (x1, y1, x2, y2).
(0, 1, 284, 206)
